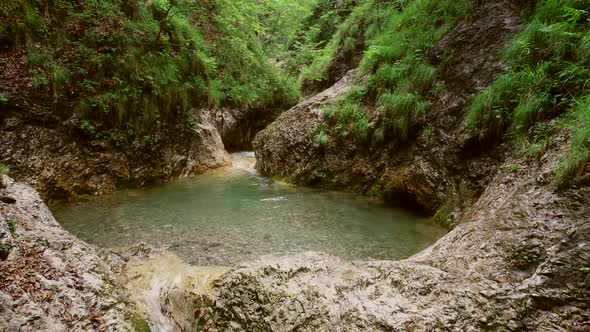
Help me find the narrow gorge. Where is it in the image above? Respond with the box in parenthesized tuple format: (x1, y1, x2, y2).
(1, 0, 589, 331)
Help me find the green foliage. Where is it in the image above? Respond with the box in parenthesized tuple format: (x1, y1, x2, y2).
(423, 125, 433, 138)
(357, 0, 468, 140)
(0, 163, 9, 176)
(50, 64, 69, 85)
(324, 91, 370, 142)
(515, 121, 552, 160)
(466, 71, 528, 138)
(379, 92, 427, 139)
(333, 174, 351, 186)
(300, 1, 371, 83)
(519, 252, 541, 265)
(367, 58, 436, 95)
(466, 0, 590, 186)
(299, 36, 340, 82)
(316, 128, 329, 145)
(359, 0, 470, 72)
(2, 0, 307, 133)
(308, 0, 469, 142)
(0, 0, 21, 16)
(79, 120, 97, 135)
(30, 69, 48, 88)
(129, 313, 151, 332)
(0, 92, 9, 103)
(555, 96, 590, 186)
(366, 182, 383, 197)
(433, 201, 454, 227)
(26, 47, 51, 67)
(7, 219, 18, 233)
(300, 0, 418, 84)
(284, 0, 358, 78)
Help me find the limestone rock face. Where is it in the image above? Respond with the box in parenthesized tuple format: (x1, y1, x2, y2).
(254, 69, 358, 182)
(0, 177, 141, 331)
(211, 107, 283, 152)
(0, 108, 230, 200)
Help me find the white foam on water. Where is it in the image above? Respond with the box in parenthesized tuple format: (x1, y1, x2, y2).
(260, 197, 287, 202)
(230, 151, 258, 175)
(144, 277, 177, 332)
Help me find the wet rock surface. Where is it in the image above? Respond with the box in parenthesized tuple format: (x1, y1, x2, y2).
(2, 144, 588, 331)
(0, 108, 230, 200)
(124, 253, 228, 332)
(211, 107, 283, 152)
(133, 140, 590, 331)
(0, 176, 142, 331)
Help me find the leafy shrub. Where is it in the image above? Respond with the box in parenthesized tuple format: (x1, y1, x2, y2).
(3, 0, 306, 133)
(79, 120, 97, 135)
(316, 128, 329, 145)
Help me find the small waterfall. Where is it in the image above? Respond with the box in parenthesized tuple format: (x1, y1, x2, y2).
(125, 254, 228, 332)
(230, 151, 258, 175)
(141, 277, 179, 332)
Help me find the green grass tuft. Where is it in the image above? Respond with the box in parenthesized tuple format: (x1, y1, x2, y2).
(555, 96, 590, 186)
(309, 0, 470, 143)
(316, 128, 329, 146)
(0, 92, 9, 103)
(7, 219, 18, 233)
(0, 163, 9, 177)
(324, 96, 370, 142)
(466, 0, 590, 186)
(379, 92, 427, 140)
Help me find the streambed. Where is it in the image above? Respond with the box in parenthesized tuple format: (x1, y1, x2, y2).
(51, 152, 445, 265)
